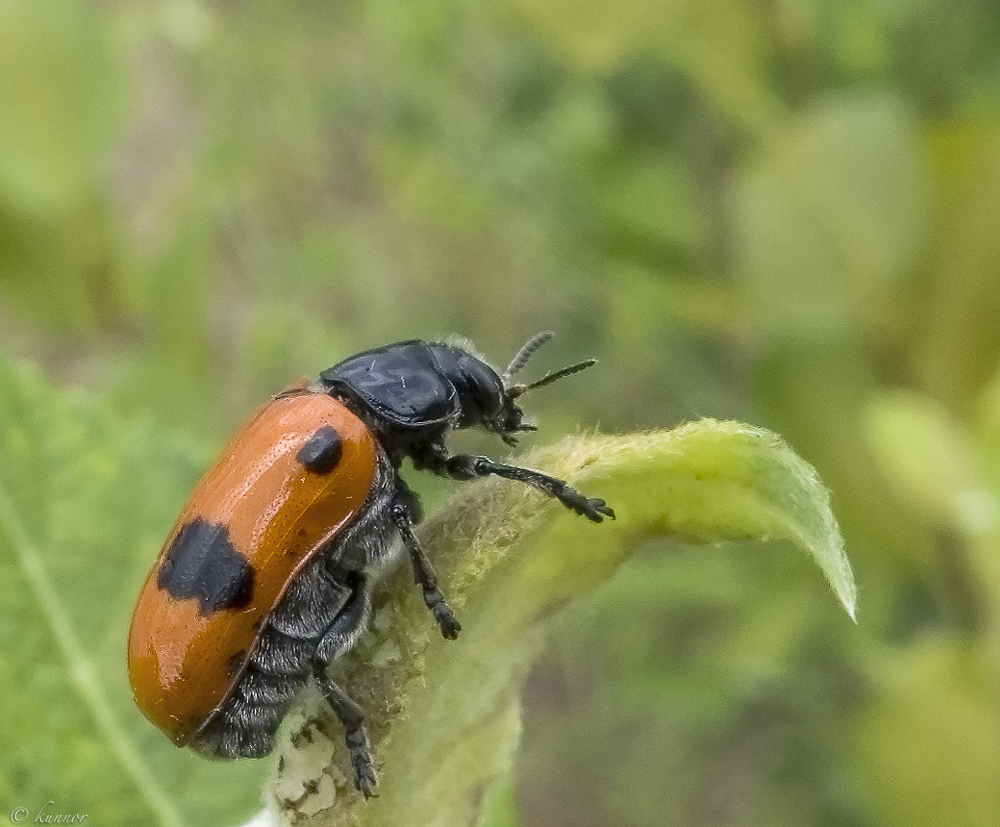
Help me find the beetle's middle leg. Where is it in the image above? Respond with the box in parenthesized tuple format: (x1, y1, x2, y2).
(390, 494, 461, 640)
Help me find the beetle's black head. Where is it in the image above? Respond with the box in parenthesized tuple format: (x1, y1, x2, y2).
(428, 344, 514, 438)
(438, 332, 596, 446)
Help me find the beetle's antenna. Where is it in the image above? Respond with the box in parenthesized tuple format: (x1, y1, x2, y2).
(504, 330, 555, 380)
(508, 359, 596, 399)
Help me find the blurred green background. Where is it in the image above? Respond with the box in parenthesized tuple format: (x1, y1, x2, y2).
(2, 0, 1000, 825)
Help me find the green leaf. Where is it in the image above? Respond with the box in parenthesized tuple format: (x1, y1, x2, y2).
(271, 420, 854, 826)
(0, 356, 268, 827)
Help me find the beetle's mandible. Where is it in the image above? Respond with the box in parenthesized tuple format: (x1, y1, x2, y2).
(128, 332, 614, 796)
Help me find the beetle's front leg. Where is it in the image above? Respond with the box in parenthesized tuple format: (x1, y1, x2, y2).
(414, 446, 615, 522)
(390, 498, 461, 640)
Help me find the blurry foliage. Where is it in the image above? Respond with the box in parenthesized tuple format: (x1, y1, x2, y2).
(1, 0, 1000, 824)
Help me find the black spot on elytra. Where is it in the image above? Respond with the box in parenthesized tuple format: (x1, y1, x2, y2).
(296, 425, 343, 474)
(157, 518, 254, 614)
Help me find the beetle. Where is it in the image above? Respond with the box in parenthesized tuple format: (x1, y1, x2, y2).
(128, 332, 613, 796)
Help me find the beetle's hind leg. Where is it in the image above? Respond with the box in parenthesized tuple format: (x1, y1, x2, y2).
(312, 572, 378, 796)
(414, 447, 615, 522)
(312, 667, 378, 798)
(391, 496, 462, 640)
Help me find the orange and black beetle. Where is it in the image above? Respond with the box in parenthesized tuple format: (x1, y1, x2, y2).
(128, 333, 613, 795)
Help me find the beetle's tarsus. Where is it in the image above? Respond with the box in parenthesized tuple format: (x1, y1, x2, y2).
(579, 497, 615, 522)
(345, 725, 379, 797)
(424, 585, 462, 639)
